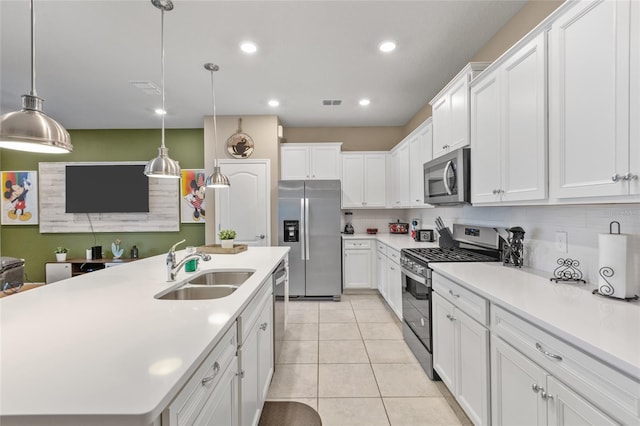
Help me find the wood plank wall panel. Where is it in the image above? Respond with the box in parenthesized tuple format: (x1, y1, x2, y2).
(38, 162, 179, 233)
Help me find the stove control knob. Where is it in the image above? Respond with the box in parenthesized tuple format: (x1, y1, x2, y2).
(415, 266, 425, 275)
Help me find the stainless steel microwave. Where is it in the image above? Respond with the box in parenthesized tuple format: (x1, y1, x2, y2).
(423, 147, 470, 205)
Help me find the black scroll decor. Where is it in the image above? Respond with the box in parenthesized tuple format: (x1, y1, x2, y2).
(549, 258, 586, 284)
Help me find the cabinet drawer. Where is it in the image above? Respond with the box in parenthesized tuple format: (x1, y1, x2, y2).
(492, 305, 640, 425)
(238, 279, 273, 345)
(433, 273, 489, 326)
(376, 241, 387, 255)
(344, 239, 372, 249)
(164, 325, 237, 426)
(387, 248, 400, 264)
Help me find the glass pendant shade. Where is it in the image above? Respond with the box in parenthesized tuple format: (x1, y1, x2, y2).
(144, 146, 180, 178)
(0, 0, 72, 154)
(206, 166, 230, 188)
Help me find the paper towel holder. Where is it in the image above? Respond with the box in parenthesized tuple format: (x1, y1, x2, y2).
(592, 221, 639, 301)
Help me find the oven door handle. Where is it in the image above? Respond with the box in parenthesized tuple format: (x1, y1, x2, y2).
(401, 267, 428, 285)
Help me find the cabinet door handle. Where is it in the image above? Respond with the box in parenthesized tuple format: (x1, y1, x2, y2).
(536, 343, 563, 361)
(390, 266, 396, 271)
(531, 383, 540, 393)
(201, 361, 220, 385)
(612, 174, 622, 182)
(448, 289, 460, 298)
(446, 313, 456, 321)
(541, 390, 554, 401)
(623, 172, 637, 181)
(260, 322, 268, 331)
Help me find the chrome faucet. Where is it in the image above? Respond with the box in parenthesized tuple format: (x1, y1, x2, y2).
(166, 239, 212, 281)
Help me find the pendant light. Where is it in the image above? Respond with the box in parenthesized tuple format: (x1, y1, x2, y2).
(0, 0, 72, 154)
(205, 63, 230, 188)
(144, 0, 180, 179)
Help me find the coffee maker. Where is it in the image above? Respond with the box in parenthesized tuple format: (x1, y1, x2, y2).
(344, 211, 354, 234)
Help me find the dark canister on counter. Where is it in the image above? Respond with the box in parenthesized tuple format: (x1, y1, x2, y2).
(130, 245, 139, 259)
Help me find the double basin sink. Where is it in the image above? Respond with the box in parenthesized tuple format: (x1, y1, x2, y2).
(156, 270, 255, 300)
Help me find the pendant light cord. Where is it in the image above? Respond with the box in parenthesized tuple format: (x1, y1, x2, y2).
(210, 69, 219, 168)
(160, 8, 166, 149)
(30, 0, 37, 96)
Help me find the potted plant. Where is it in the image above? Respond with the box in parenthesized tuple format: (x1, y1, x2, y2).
(54, 247, 68, 262)
(219, 229, 237, 249)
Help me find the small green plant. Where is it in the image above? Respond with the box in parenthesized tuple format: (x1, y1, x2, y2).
(54, 246, 68, 254)
(218, 229, 237, 240)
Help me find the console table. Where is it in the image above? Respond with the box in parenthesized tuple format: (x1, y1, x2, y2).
(45, 258, 138, 284)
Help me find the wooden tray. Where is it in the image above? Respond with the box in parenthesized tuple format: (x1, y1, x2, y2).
(197, 244, 248, 254)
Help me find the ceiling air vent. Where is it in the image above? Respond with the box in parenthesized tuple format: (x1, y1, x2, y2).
(322, 99, 342, 106)
(130, 80, 161, 95)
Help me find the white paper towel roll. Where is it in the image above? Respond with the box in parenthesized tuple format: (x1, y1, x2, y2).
(598, 233, 634, 299)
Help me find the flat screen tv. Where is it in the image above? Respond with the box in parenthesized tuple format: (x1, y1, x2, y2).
(65, 164, 150, 213)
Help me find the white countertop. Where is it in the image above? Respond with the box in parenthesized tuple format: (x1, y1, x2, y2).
(431, 262, 640, 380)
(342, 233, 438, 251)
(0, 247, 289, 425)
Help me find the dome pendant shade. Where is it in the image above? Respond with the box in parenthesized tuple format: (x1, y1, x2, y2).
(206, 166, 230, 188)
(0, 0, 72, 154)
(144, 146, 180, 178)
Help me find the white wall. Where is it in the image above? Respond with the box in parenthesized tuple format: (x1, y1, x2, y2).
(347, 203, 640, 290)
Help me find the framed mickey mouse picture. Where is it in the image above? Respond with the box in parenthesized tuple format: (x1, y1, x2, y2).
(2, 171, 38, 225)
(180, 169, 206, 223)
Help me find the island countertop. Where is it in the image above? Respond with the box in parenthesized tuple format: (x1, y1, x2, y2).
(0, 247, 289, 426)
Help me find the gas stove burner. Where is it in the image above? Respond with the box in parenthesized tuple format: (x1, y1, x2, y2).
(403, 247, 500, 263)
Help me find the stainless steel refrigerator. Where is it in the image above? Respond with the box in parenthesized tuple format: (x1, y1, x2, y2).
(278, 180, 342, 299)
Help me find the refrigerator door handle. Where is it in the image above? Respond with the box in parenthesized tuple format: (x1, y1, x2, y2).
(300, 198, 305, 260)
(305, 198, 310, 260)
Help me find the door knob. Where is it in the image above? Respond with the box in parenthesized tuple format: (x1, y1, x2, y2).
(256, 234, 265, 239)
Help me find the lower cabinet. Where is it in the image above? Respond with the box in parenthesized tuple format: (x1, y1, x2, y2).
(343, 239, 374, 289)
(163, 278, 275, 426)
(432, 292, 490, 426)
(491, 336, 617, 426)
(376, 244, 388, 300)
(385, 246, 402, 320)
(239, 284, 274, 426)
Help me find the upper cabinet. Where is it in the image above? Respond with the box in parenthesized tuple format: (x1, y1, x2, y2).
(389, 141, 410, 207)
(341, 152, 387, 208)
(431, 63, 491, 159)
(471, 31, 547, 204)
(409, 119, 433, 207)
(280, 143, 342, 180)
(549, 0, 638, 199)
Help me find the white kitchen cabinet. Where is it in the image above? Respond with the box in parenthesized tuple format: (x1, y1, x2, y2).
(341, 152, 387, 208)
(163, 326, 238, 426)
(192, 357, 239, 426)
(389, 141, 410, 207)
(385, 246, 402, 320)
(376, 243, 388, 300)
(432, 292, 490, 426)
(280, 143, 342, 180)
(409, 118, 433, 207)
(471, 31, 547, 204)
(549, 0, 636, 199)
(239, 282, 274, 426)
(630, 0, 639, 196)
(343, 239, 374, 289)
(430, 62, 490, 159)
(491, 335, 617, 426)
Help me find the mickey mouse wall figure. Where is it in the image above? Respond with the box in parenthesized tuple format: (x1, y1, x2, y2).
(4, 177, 32, 221)
(184, 174, 206, 221)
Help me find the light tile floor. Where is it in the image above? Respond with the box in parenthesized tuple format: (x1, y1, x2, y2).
(267, 293, 473, 426)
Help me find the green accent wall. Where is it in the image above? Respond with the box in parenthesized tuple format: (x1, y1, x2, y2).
(0, 128, 206, 282)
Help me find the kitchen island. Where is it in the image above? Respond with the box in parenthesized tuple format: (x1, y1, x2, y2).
(0, 246, 289, 426)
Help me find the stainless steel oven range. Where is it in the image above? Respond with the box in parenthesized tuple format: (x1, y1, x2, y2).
(401, 224, 502, 380)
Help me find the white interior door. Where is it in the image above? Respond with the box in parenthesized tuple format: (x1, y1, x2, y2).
(214, 160, 270, 246)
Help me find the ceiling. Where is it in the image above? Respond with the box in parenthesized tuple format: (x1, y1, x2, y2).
(0, 1, 526, 130)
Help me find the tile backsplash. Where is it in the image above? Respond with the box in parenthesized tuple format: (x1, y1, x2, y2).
(343, 204, 640, 292)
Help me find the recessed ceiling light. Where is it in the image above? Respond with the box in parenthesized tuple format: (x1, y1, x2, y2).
(154, 108, 166, 115)
(268, 99, 280, 107)
(240, 41, 258, 54)
(359, 99, 371, 106)
(378, 40, 397, 53)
